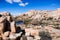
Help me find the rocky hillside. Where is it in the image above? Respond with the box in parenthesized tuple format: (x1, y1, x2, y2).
(15, 8, 60, 28)
(0, 8, 60, 40)
(14, 8, 60, 40)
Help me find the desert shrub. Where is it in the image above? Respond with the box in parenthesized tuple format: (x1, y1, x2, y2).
(47, 17, 53, 20)
(53, 24, 60, 29)
(24, 18, 32, 25)
(39, 31, 51, 38)
(39, 31, 52, 40)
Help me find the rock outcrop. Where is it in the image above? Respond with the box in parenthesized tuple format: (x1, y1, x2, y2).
(0, 8, 60, 40)
(14, 8, 60, 40)
(0, 12, 23, 40)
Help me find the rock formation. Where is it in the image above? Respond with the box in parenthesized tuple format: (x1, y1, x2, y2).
(0, 12, 23, 40)
(14, 8, 60, 40)
(0, 8, 60, 40)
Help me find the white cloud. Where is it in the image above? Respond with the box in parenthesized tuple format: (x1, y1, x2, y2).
(5, 0, 12, 4)
(25, 2, 29, 5)
(19, 2, 29, 6)
(13, 0, 22, 2)
(5, 0, 29, 6)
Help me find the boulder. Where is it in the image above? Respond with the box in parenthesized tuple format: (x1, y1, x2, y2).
(25, 28, 40, 36)
(0, 17, 6, 23)
(44, 26, 60, 38)
(30, 30, 39, 36)
(6, 16, 12, 22)
(9, 33, 16, 40)
(2, 31, 10, 40)
(0, 23, 4, 31)
(34, 36, 41, 40)
(27, 37, 34, 40)
(0, 12, 11, 16)
(9, 32, 22, 40)
(4, 31, 10, 37)
(10, 21, 16, 33)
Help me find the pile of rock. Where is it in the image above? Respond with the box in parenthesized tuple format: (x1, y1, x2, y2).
(14, 8, 60, 40)
(0, 12, 23, 40)
(1, 8, 60, 40)
(15, 8, 60, 29)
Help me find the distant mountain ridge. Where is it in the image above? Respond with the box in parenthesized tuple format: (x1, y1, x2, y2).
(15, 8, 60, 21)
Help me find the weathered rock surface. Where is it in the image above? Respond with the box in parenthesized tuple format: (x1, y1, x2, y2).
(0, 12, 26, 40)
(14, 8, 60, 40)
(0, 8, 60, 40)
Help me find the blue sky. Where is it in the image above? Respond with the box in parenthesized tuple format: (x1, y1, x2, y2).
(0, 0, 60, 15)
